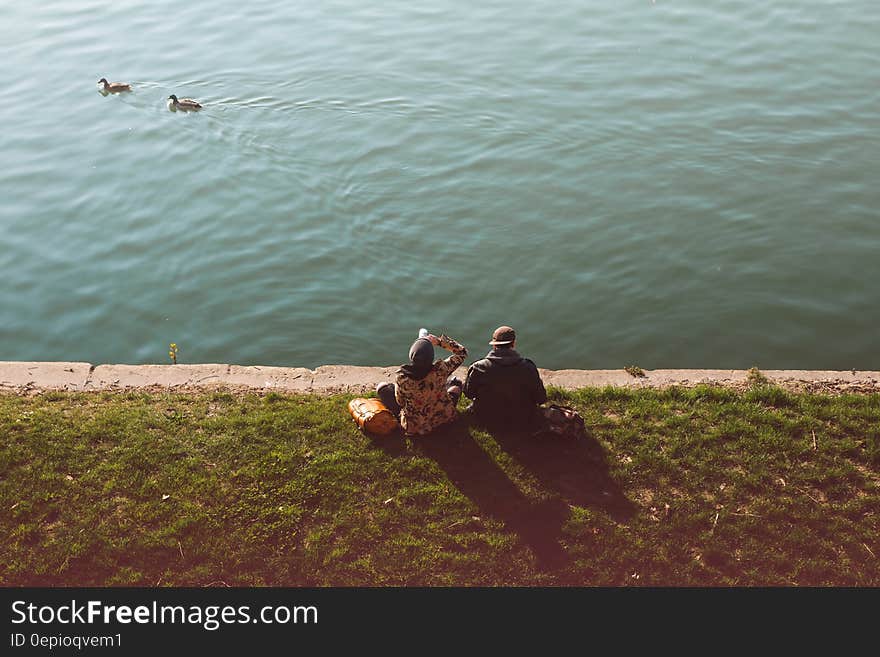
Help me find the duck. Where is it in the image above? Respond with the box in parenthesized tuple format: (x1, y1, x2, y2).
(98, 78, 131, 93)
(167, 94, 202, 111)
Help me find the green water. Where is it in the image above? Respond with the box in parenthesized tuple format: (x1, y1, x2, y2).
(1, 1, 878, 369)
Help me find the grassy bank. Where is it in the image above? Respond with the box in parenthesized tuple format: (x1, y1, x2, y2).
(1, 385, 878, 586)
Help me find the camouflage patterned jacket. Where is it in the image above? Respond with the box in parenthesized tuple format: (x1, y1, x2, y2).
(394, 335, 467, 436)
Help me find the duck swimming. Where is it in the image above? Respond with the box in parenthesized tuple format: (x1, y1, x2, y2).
(167, 94, 202, 111)
(98, 78, 131, 93)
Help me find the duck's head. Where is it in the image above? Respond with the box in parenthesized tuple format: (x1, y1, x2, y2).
(98, 78, 108, 85)
(168, 94, 178, 102)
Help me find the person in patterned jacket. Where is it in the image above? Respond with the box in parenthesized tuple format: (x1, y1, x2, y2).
(376, 331, 468, 436)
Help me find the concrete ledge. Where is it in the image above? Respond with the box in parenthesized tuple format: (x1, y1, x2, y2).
(0, 362, 92, 390)
(88, 364, 231, 390)
(540, 368, 880, 393)
(226, 365, 314, 391)
(1, 362, 879, 394)
(312, 365, 402, 393)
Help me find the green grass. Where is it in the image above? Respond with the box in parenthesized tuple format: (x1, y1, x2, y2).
(1, 386, 878, 586)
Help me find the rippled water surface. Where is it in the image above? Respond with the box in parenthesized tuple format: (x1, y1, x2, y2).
(2, 1, 878, 369)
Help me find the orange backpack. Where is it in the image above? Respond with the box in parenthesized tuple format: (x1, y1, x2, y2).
(347, 398, 400, 436)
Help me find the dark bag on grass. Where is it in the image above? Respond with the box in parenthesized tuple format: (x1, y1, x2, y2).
(534, 404, 587, 440)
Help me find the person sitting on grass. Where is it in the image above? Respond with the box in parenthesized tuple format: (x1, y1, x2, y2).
(463, 325, 547, 431)
(376, 330, 468, 437)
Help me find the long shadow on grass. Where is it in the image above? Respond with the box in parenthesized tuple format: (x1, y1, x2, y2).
(371, 418, 570, 572)
(484, 421, 637, 524)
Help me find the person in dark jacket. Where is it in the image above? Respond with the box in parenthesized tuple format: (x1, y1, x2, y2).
(463, 325, 546, 429)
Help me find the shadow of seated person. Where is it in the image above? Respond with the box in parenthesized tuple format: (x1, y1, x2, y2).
(360, 412, 570, 571)
(411, 416, 571, 572)
(480, 413, 637, 524)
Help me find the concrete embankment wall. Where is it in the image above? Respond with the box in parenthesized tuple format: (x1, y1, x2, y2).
(2, 362, 880, 394)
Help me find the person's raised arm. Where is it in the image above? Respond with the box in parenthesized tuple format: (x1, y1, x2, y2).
(430, 334, 467, 377)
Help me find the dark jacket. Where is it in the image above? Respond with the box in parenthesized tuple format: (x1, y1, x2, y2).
(463, 348, 547, 428)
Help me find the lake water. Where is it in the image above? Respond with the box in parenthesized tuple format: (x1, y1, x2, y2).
(1, 1, 878, 370)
